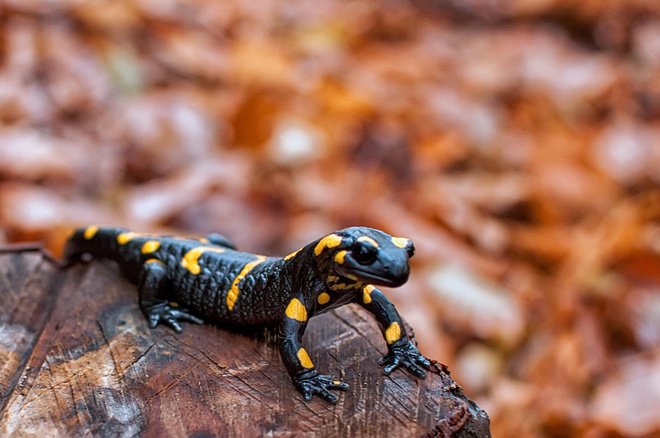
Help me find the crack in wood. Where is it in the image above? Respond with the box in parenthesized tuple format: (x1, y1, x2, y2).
(1, 260, 70, 417)
(144, 359, 202, 407)
(121, 338, 162, 376)
(97, 319, 125, 386)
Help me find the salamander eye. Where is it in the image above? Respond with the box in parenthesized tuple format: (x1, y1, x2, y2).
(352, 243, 378, 265)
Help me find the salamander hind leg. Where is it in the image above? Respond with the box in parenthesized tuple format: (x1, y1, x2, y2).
(139, 259, 204, 333)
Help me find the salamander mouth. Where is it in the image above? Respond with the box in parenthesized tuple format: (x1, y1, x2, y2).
(343, 268, 408, 287)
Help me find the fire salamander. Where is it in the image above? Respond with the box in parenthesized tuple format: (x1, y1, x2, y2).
(64, 226, 431, 403)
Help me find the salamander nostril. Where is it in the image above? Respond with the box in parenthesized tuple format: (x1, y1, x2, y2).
(407, 242, 415, 258)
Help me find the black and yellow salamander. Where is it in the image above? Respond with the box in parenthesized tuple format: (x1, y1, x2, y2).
(64, 226, 431, 403)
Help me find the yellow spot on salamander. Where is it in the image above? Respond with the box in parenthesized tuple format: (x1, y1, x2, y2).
(117, 232, 139, 245)
(284, 249, 301, 261)
(181, 246, 226, 275)
(83, 226, 99, 240)
(297, 348, 314, 369)
(363, 285, 375, 304)
(226, 256, 267, 311)
(334, 250, 347, 264)
(391, 237, 410, 249)
(314, 234, 342, 256)
(145, 258, 163, 265)
(357, 236, 379, 247)
(385, 322, 401, 344)
(199, 238, 209, 243)
(141, 240, 161, 254)
(285, 298, 308, 322)
(317, 292, 330, 305)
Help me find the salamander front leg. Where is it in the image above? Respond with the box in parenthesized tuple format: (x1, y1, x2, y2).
(358, 286, 431, 378)
(138, 260, 203, 333)
(279, 297, 349, 403)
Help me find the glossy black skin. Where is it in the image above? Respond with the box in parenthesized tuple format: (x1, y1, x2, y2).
(64, 226, 431, 403)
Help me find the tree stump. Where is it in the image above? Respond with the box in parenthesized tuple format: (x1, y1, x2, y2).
(0, 252, 490, 437)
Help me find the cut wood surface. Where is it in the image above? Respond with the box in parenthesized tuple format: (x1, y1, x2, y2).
(0, 252, 490, 437)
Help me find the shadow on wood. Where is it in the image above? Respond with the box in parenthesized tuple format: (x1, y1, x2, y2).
(0, 253, 490, 437)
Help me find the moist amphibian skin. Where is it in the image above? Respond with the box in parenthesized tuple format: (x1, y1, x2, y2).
(65, 226, 431, 403)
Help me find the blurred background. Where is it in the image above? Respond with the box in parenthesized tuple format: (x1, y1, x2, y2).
(1, 0, 659, 436)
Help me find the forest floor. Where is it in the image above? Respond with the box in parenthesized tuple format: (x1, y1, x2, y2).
(0, 1, 659, 436)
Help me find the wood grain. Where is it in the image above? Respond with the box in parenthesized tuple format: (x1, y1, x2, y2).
(0, 252, 490, 437)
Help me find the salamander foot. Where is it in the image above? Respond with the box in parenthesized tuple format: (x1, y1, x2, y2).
(294, 371, 349, 404)
(142, 301, 204, 333)
(380, 338, 431, 378)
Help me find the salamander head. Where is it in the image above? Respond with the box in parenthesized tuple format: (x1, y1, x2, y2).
(313, 227, 415, 288)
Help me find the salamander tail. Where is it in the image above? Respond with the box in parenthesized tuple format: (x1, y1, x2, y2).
(63, 226, 125, 264)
